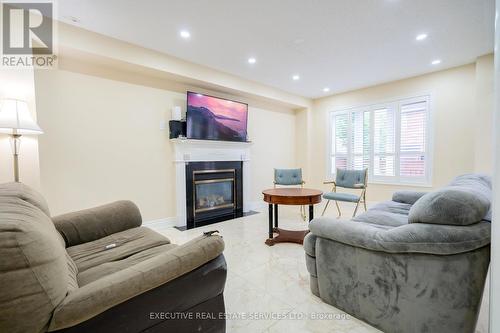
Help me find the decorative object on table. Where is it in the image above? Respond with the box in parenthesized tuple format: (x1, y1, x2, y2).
(263, 187, 322, 246)
(274, 168, 307, 220)
(322, 168, 368, 218)
(171, 105, 182, 121)
(0, 99, 43, 182)
(305, 174, 491, 333)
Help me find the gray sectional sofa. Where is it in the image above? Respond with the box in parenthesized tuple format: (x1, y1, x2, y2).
(305, 174, 491, 333)
(0, 182, 227, 333)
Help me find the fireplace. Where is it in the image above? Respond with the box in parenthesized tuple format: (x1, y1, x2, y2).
(185, 161, 243, 229)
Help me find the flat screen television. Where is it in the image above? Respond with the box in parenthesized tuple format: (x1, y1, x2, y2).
(186, 91, 248, 142)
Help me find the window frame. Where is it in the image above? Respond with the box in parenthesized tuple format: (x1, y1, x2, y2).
(327, 94, 433, 187)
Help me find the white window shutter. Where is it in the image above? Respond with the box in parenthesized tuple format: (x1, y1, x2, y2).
(331, 113, 348, 174)
(350, 110, 370, 170)
(373, 107, 395, 177)
(328, 95, 431, 185)
(399, 100, 428, 178)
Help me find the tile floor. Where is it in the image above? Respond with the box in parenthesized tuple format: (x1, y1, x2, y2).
(148, 205, 380, 333)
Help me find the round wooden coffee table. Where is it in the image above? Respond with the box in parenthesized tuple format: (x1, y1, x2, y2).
(262, 188, 322, 246)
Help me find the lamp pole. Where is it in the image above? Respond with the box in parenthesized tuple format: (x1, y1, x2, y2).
(11, 133, 21, 182)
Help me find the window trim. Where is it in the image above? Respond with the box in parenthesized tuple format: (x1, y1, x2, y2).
(326, 94, 434, 187)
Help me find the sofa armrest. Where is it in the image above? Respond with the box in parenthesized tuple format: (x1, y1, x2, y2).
(391, 190, 427, 204)
(48, 234, 225, 331)
(52, 200, 142, 247)
(309, 217, 491, 255)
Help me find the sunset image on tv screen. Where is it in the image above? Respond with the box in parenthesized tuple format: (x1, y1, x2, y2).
(187, 92, 248, 141)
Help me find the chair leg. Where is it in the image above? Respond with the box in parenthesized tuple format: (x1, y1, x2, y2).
(300, 205, 306, 221)
(321, 200, 330, 216)
(353, 199, 361, 217)
(335, 200, 341, 217)
(363, 191, 367, 211)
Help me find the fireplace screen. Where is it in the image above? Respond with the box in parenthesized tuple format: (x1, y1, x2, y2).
(194, 179, 234, 213)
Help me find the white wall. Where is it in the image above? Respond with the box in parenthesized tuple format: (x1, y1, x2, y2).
(34, 69, 297, 220)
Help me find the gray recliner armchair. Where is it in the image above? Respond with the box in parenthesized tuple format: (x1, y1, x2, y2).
(305, 174, 491, 333)
(0, 182, 227, 333)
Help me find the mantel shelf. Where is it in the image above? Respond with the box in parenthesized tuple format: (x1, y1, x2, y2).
(170, 138, 253, 147)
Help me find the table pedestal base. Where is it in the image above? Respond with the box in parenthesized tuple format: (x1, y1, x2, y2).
(265, 228, 309, 246)
(262, 188, 322, 247)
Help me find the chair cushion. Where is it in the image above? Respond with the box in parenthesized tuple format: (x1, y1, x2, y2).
(409, 174, 491, 226)
(323, 192, 360, 202)
(274, 168, 303, 185)
(67, 226, 170, 272)
(335, 168, 367, 189)
(77, 243, 178, 286)
(0, 196, 70, 333)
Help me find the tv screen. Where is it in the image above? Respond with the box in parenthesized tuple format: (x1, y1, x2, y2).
(186, 92, 248, 142)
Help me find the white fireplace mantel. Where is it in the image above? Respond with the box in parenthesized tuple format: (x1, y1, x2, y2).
(171, 138, 253, 227)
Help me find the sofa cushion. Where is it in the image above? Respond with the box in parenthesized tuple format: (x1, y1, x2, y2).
(409, 173, 492, 226)
(392, 190, 427, 205)
(77, 243, 178, 286)
(353, 201, 411, 227)
(452, 173, 492, 222)
(49, 235, 225, 331)
(409, 188, 489, 226)
(53, 200, 143, 247)
(0, 182, 51, 216)
(0, 196, 70, 333)
(309, 216, 491, 255)
(67, 226, 171, 272)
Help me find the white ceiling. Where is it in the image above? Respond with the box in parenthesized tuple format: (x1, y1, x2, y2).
(57, 0, 495, 98)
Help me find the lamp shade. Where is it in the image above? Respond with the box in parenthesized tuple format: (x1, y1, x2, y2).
(0, 99, 43, 135)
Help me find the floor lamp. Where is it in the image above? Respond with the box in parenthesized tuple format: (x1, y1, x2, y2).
(0, 99, 43, 182)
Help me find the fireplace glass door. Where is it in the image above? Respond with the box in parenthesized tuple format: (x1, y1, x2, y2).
(186, 162, 243, 229)
(194, 179, 234, 214)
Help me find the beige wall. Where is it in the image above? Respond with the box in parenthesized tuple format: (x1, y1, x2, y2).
(308, 63, 486, 202)
(474, 54, 495, 173)
(248, 106, 297, 202)
(34, 69, 297, 220)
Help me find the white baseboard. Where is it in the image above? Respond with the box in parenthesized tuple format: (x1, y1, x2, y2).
(143, 217, 178, 228)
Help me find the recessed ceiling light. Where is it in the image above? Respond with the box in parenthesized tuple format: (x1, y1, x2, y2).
(248, 57, 256, 64)
(416, 33, 428, 41)
(323, 87, 330, 92)
(431, 59, 441, 65)
(180, 30, 191, 39)
(292, 74, 300, 81)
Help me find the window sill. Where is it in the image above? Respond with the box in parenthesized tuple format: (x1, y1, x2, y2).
(367, 181, 433, 188)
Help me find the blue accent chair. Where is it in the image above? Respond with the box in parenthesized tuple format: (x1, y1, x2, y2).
(274, 168, 306, 220)
(322, 168, 368, 217)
